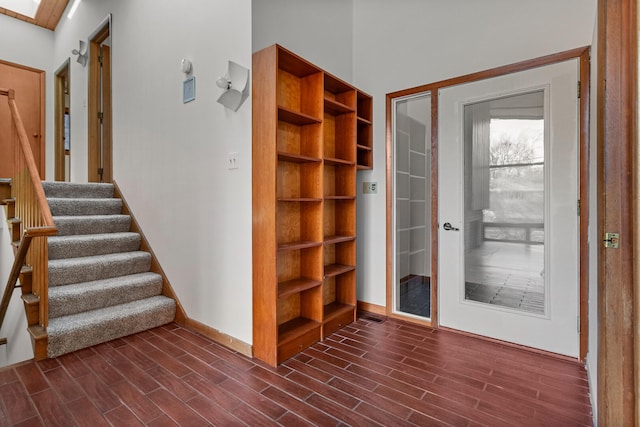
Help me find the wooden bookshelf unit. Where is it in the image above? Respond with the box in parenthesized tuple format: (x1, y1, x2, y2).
(252, 44, 372, 366)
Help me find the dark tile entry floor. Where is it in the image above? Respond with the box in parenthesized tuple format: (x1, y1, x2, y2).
(399, 276, 431, 318)
(0, 317, 592, 426)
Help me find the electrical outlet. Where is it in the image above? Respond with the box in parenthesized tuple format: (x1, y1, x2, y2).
(363, 182, 377, 194)
(227, 152, 239, 169)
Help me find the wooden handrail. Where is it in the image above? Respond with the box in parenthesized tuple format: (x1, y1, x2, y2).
(0, 88, 57, 340)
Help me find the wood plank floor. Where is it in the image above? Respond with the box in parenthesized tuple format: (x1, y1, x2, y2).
(0, 315, 593, 426)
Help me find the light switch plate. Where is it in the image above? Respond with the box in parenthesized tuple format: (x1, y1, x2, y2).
(227, 152, 239, 169)
(363, 182, 377, 194)
(183, 76, 195, 103)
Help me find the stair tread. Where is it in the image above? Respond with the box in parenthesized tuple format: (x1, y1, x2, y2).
(52, 214, 131, 236)
(49, 271, 161, 292)
(48, 251, 152, 287)
(48, 272, 163, 318)
(48, 198, 122, 216)
(48, 232, 141, 260)
(48, 250, 151, 266)
(48, 232, 139, 242)
(42, 181, 114, 199)
(48, 295, 174, 327)
(46, 296, 176, 358)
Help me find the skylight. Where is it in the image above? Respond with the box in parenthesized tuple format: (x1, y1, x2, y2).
(0, 0, 39, 18)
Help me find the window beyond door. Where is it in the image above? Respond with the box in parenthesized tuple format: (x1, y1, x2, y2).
(464, 91, 546, 315)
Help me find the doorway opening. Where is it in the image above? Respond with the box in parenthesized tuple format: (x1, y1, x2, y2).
(88, 15, 112, 183)
(54, 59, 71, 181)
(386, 47, 590, 359)
(0, 60, 45, 179)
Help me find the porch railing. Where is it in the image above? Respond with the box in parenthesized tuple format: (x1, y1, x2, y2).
(482, 221, 544, 245)
(0, 88, 57, 338)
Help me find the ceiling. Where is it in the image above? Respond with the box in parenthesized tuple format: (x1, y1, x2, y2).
(0, 0, 69, 30)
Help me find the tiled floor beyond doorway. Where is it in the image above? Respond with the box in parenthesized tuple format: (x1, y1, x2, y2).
(466, 241, 546, 314)
(399, 276, 431, 318)
(0, 316, 592, 426)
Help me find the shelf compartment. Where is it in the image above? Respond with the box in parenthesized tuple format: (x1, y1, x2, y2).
(356, 90, 373, 170)
(324, 73, 356, 110)
(322, 269, 356, 337)
(277, 119, 322, 159)
(278, 152, 322, 163)
(323, 302, 356, 338)
(277, 56, 322, 120)
(357, 90, 373, 122)
(357, 149, 373, 170)
(324, 240, 356, 273)
(277, 240, 322, 251)
(276, 199, 321, 245)
(324, 98, 355, 115)
(324, 157, 355, 167)
(278, 317, 321, 344)
(277, 317, 321, 363)
(323, 112, 356, 163)
(357, 122, 372, 149)
(277, 279, 322, 355)
(323, 199, 356, 240)
(278, 106, 322, 126)
(277, 161, 321, 199)
(324, 263, 356, 278)
(277, 245, 322, 286)
(324, 301, 355, 323)
(278, 46, 321, 78)
(323, 163, 356, 198)
(278, 277, 322, 298)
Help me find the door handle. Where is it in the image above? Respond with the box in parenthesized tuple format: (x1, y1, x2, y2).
(443, 222, 459, 231)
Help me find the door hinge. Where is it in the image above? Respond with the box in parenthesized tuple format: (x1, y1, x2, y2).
(98, 111, 103, 122)
(604, 232, 620, 248)
(98, 55, 103, 65)
(577, 316, 580, 333)
(577, 199, 581, 216)
(98, 167, 104, 179)
(577, 81, 581, 98)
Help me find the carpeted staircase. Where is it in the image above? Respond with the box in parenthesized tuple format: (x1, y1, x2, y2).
(42, 181, 176, 358)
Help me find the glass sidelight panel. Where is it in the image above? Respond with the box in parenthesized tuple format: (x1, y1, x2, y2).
(463, 91, 546, 315)
(393, 93, 432, 320)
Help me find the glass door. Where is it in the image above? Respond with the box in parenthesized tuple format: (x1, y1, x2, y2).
(438, 59, 580, 357)
(392, 93, 432, 321)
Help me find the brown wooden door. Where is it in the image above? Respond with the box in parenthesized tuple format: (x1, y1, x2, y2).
(88, 21, 112, 183)
(0, 61, 45, 179)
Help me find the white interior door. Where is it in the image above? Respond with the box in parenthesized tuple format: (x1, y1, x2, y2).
(438, 59, 579, 357)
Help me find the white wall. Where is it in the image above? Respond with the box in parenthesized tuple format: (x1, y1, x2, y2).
(352, 0, 598, 306)
(52, 0, 254, 344)
(252, 0, 353, 81)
